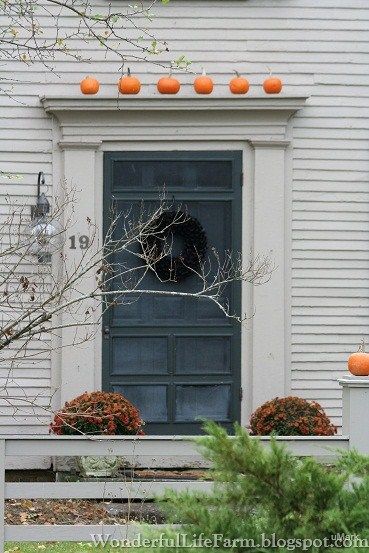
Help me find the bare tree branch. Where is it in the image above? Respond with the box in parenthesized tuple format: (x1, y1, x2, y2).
(0, 187, 273, 423)
(0, 0, 173, 72)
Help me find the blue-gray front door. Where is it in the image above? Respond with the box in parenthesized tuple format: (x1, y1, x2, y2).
(103, 151, 242, 434)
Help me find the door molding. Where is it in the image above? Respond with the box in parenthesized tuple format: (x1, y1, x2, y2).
(42, 94, 308, 425)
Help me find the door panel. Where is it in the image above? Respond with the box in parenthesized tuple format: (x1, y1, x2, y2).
(112, 337, 168, 375)
(175, 384, 231, 422)
(103, 151, 242, 434)
(175, 336, 231, 374)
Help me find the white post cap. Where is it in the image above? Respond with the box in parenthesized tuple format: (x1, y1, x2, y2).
(338, 375, 369, 387)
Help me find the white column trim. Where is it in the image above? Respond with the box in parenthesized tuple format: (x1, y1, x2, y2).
(250, 139, 290, 149)
(58, 146, 100, 404)
(58, 141, 102, 150)
(250, 140, 289, 409)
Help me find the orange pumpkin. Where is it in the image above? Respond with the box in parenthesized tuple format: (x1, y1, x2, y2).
(229, 71, 249, 95)
(348, 339, 369, 376)
(157, 72, 181, 95)
(118, 68, 141, 95)
(80, 76, 100, 95)
(194, 69, 214, 95)
(263, 76, 283, 94)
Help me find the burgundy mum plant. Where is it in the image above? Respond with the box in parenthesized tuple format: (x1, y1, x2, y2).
(50, 391, 144, 436)
(250, 396, 337, 437)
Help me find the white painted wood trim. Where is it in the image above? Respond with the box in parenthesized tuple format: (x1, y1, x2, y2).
(41, 95, 308, 113)
(42, 94, 309, 426)
(58, 141, 102, 150)
(6, 457, 51, 470)
(60, 148, 99, 404)
(5, 480, 213, 500)
(339, 376, 369, 454)
(339, 376, 369, 388)
(283, 122, 294, 398)
(250, 140, 289, 408)
(2, 434, 348, 458)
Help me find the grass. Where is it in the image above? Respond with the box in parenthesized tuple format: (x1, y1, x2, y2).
(6, 545, 98, 553)
(5, 545, 143, 553)
(6, 545, 92, 553)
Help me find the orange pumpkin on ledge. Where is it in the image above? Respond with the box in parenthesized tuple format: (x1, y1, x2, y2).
(229, 71, 249, 95)
(194, 69, 214, 95)
(80, 76, 100, 95)
(157, 72, 181, 95)
(263, 69, 283, 94)
(118, 68, 141, 95)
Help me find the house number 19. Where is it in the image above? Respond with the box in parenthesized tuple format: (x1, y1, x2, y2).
(69, 235, 90, 250)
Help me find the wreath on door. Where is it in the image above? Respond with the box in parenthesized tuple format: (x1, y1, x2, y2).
(141, 210, 207, 282)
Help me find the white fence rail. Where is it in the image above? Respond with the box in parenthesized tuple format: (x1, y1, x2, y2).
(0, 434, 350, 548)
(0, 376, 366, 548)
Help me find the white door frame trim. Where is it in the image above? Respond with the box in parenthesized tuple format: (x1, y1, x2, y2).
(41, 94, 308, 427)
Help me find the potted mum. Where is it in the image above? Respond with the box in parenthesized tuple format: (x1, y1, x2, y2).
(250, 396, 336, 436)
(50, 391, 144, 477)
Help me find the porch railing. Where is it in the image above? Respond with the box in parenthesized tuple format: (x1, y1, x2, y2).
(0, 376, 365, 548)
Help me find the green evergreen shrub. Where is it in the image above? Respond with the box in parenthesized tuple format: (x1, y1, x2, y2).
(152, 422, 369, 552)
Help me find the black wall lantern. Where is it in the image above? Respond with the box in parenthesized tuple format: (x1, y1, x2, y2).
(26, 172, 64, 263)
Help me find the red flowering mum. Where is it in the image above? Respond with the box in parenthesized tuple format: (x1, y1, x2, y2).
(50, 391, 145, 436)
(250, 396, 336, 436)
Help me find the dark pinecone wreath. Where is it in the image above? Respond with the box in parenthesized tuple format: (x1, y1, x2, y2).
(141, 210, 207, 282)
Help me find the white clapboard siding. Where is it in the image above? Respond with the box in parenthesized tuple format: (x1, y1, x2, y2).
(1, 0, 369, 444)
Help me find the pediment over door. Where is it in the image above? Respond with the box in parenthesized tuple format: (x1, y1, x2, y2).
(41, 95, 308, 145)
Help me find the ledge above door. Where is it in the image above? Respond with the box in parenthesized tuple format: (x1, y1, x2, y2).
(40, 95, 309, 144)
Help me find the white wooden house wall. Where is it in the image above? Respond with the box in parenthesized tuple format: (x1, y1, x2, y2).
(1, 0, 369, 439)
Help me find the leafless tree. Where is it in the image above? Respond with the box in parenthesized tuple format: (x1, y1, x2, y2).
(0, 188, 273, 419)
(0, 0, 187, 79)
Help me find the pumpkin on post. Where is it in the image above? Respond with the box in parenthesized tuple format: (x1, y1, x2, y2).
(348, 339, 369, 376)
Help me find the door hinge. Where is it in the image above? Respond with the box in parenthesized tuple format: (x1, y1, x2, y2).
(103, 326, 110, 339)
(240, 171, 244, 187)
(239, 387, 243, 402)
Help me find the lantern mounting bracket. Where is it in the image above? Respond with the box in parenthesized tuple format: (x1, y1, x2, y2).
(31, 171, 50, 220)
